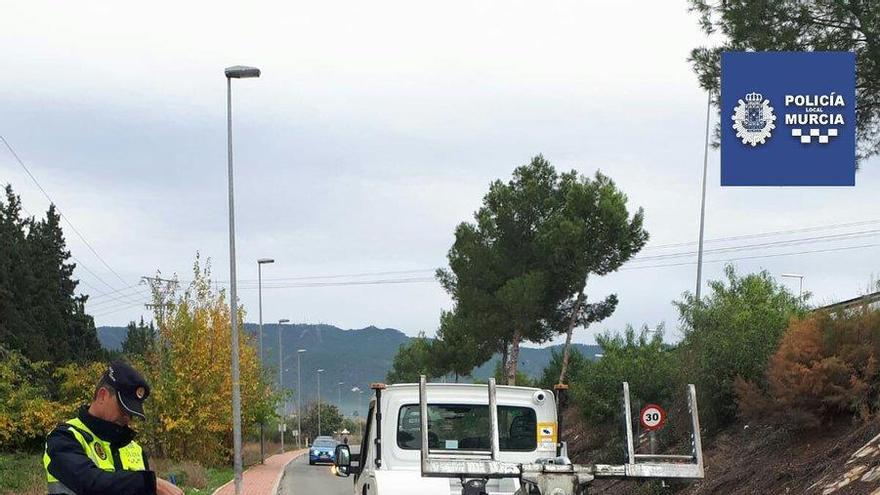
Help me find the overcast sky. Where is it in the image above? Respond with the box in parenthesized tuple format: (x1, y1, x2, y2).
(2, 1, 878, 346)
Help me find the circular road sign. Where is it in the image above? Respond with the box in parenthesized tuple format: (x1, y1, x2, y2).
(639, 404, 666, 431)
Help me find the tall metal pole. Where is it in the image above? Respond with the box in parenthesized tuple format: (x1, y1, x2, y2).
(257, 262, 264, 463)
(226, 76, 244, 495)
(317, 369, 324, 436)
(279, 323, 284, 452)
(297, 350, 304, 448)
(695, 91, 712, 302)
(338, 382, 344, 411)
(258, 263, 264, 365)
(224, 65, 259, 495)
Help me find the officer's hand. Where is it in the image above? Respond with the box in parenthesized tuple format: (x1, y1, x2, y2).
(156, 477, 184, 495)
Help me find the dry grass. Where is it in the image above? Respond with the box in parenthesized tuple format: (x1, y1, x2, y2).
(151, 458, 208, 489)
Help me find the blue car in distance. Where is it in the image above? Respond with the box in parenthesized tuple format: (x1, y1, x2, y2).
(309, 437, 339, 465)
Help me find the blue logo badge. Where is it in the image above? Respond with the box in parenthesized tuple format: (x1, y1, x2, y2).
(721, 52, 855, 186)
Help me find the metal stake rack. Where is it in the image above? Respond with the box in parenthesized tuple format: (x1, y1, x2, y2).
(417, 376, 705, 495)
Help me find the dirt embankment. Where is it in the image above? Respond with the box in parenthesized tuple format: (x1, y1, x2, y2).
(564, 408, 880, 495)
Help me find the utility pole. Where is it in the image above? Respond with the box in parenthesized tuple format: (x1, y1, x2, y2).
(225, 64, 261, 495)
(142, 276, 178, 342)
(317, 369, 325, 436)
(256, 258, 274, 463)
(297, 349, 306, 448)
(277, 318, 289, 452)
(695, 92, 711, 302)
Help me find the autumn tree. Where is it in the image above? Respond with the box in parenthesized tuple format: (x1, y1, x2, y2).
(688, 0, 880, 160)
(737, 309, 880, 428)
(138, 256, 277, 463)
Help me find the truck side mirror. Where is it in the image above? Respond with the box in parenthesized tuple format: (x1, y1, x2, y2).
(334, 444, 351, 477)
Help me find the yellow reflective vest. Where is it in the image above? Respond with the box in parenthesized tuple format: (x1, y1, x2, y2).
(44, 412, 151, 495)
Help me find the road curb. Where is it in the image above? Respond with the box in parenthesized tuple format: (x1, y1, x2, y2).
(270, 450, 307, 495)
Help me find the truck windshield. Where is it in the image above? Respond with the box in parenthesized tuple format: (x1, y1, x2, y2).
(397, 404, 537, 452)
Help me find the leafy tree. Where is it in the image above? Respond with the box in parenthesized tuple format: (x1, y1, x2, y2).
(550, 171, 647, 384)
(438, 156, 646, 384)
(688, 0, 880, 160)
(301, 402, 344, 439)
(386, 332, 439, 383)
(138, 256, 276, 463)
(538, 347, 588, 391)
(121, 317, 157, 357)
(430, 310, 489, 382)
(675, 265, 807, 431)
(571, 325, 675, 425)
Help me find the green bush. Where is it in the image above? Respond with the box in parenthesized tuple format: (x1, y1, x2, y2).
(570, 325, 676, 425)
(675, 265, 807, 431)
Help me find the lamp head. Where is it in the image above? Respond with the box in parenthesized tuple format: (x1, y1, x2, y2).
(225, 65, 261, 79)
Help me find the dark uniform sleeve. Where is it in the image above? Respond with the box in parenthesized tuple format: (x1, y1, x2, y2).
(46, 427, 157, 495)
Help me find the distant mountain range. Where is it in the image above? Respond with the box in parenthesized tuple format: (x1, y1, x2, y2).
(96, 324, 600, 417)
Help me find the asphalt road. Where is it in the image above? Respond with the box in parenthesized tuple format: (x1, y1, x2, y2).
(279, 447, 357, 495)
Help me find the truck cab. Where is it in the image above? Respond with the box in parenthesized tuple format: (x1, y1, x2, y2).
(337, 382, 559, 495)
(334, 377, 705, 495)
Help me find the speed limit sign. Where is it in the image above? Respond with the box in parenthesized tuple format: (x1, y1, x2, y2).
(639, 404, 666, 431)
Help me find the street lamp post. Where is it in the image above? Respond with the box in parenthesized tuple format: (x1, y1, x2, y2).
(317, 369, 325, 436)
(781, 273, 805, 299)
(277, 318, 289, 452)
(256, 258, 273, 464)
(257, 259, 274, 364)
(224, 63, 260, 495)
(695, 92, 712, 302)
(296, 349, 306, 447)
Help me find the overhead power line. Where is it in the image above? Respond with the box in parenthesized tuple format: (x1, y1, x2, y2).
(630, 228, 880, 262)
(621, 242, 880, 271)
(1, 135, 130, 288)
(643, 218, 880, 250)
(14, 200, 145, 306)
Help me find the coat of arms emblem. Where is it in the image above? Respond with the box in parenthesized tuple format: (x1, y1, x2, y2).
(731, 92, 776, 146)
(94, 443, 107, 461)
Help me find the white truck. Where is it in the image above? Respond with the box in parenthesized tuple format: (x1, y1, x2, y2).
(333, 376, 704, 495)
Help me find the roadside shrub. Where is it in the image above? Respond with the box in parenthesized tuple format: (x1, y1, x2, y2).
(0, 349, 58, 450)
(570, 324, 676, 425)
(737, 309, 880, 428)
(675, 265, 806, 432)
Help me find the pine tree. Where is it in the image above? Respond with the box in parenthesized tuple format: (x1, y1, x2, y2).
(122, 317, 156, 357)
(0, 185, 39, 359)
(0, 185, 102, 364)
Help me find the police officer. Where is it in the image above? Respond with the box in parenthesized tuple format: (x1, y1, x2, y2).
(43, 360, 183, 495)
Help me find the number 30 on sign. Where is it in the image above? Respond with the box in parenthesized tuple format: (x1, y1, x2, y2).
(639, 404, 666, 431)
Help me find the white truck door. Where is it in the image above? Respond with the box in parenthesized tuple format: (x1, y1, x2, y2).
(354, 403, 376, 495)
